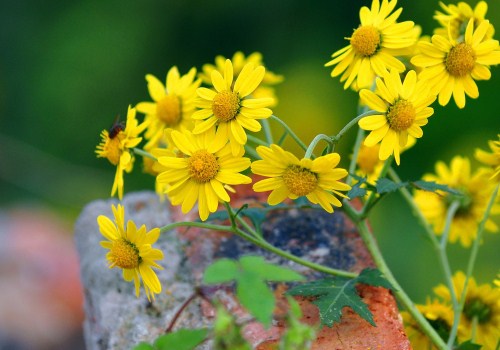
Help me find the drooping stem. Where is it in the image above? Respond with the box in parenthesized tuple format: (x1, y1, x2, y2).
(304, 134, 333, 159)
(160, 220, 357, 279)
(331, 109, 378, 150)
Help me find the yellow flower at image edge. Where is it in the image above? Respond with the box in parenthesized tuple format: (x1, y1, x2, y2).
(411, 19, 500, 108)
(157, 129, 251, 221)
(358, 70, 436, 165)
(413, 156, 499, 247)
(475, 134, 500, 182)
(192, 59, 273, 155)
(434, 271, 500, 349)
(95, 106, 148, 199)
(402, 299, 454, 350)
(98, 204, 164, 301)
(251, 144, 351, 213)
(325, 0, 416, 90)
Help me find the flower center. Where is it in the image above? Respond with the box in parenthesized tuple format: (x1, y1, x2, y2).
(282, 165, 318, 196)
(464, 298, 492, 324)
(445, 43, 476, 77)
(212, 91, 241, 122)
(188, 150, 220, 182)
(110, 238, 140, 269)
(157, 95, 181, 125)
(427, 318, 451, 341)
(386, 99, 416, 132)
(350, 25, 381, 56)
(446, 187, 472, 217)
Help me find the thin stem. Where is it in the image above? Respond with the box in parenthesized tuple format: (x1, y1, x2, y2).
(277, 130, 288, 146)
(247, 134, 269, 147)
(270, 115, 308, 151)
(346, 127, 365, 187)
(359, 158, 393, 218)
(244, 145, 260, 160)
(440, 201, 459, 250)
(166, 292, 198, 332)
(304, 134, 333, 159)
(133, 148, 157, 161)
(261, 119, 274, 145)
(331, 109, 378, 148)
(356, 220, 448, 350)
(449, 183, 499, 345)
(160, 221, 357, 278)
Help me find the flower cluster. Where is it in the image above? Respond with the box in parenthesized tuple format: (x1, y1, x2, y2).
(403, 271, 500, 349)
(91, 6, 499, 350)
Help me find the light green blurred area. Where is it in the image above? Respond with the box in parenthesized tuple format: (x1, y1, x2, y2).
(1, 0, 499, 301)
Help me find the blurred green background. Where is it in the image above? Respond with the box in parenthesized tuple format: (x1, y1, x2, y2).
(1, 0, 499, 306)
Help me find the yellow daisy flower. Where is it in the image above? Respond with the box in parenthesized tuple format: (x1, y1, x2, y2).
(434, 1, 494, 40)
(157, 129, 252, 221)
(434, 271, 500, 349)
(97, 204, 164, 301)
(411, 19, 500, 109)
(251, 144, 351, 213)
(192, 59, 274, 156)
(136, 66, 201, 148)
(199, 51, 283, 106)
(96, 106, 148, 199)
(475, 134, 500, 182)
(402, 298, 455, 350)
(413, 156, 499, 247)
(358, 69, 436, 165)
(325, 0, 416, 90)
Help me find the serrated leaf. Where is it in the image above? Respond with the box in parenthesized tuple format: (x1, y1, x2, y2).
(154, 329, 208, 350)
(376, 178, 408, 194)
(455, 340, 482, 350)
(240, 256, 305, 282)
(411, 180, 462, 195)
(287, 278, 374, 327)
(236, 269, 275, 327)
(356, 268, 395, 290)
(286, 269, 392, 328)
(203, 259, 238, 284)
(347, 181, 367, 199)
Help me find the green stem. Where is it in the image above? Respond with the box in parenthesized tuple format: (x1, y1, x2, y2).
(304, 134, 333, 159)
(247, 134, 269, 147)
(449, 183, 499, 346)
(356, 220, 449, 350)
(331, 109, 378, 151)
(346, 127, 365, 187)
(359, 158, 393, 218)
(270, 115, 308, 151)
(133, 148, 157, 161)
(160, 221, 357, 278)
(244, 145, 260, 160)
(261, 119, 274, 145)
(277, 130, 288, 146)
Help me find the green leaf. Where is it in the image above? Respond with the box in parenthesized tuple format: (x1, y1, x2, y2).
(455, 340, 482, 350)
(287, 268, 393, 327)
(411, 180, 462, 195)
(347, 181, 367, 199)
(376, 178, 408, 194)
(203, 255, 304, 328)
(240, 256, 305, 282)
(356, 268, 395, 290)
(154, 329, 208, 350)
(133, 343, 154, 350)
(236, 269, 276, 327)
(203, 258, 239, 284)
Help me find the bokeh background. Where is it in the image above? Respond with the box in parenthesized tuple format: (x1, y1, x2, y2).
(1, 0, 499, 348)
